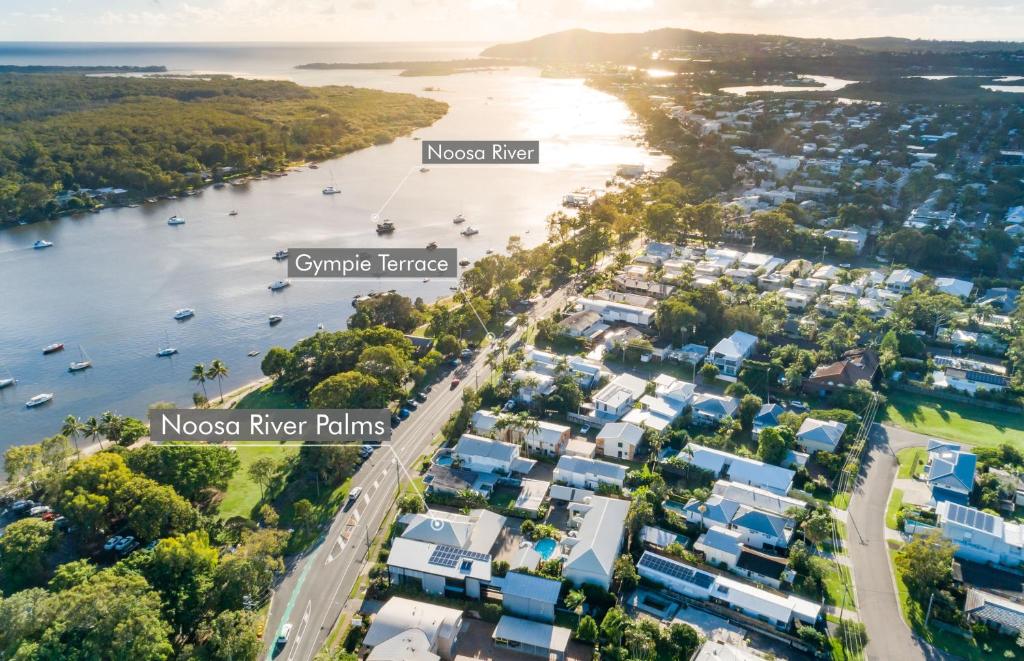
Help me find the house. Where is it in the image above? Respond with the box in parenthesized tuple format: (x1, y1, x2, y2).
(622, 374, 696, 431)
(455, 434, 536, 475)
(666, 343, 709, 365)
(695, 525, 744, 567)
(709, 331, 758, 378)
(511, 369, 555, 403)
(934, 277, 974, 300)
(886, 268, 924, 293)
(640, 525, 684, 550)
(683, 495, 797, 550)
(796, 418, 847, 454)
(471, 410, 571, 457)
(690, 393, 740, 427)
(936, 501, 1023, 568)
(496, 571, 562, 623)
(712, 480, 806, 517)
(593, 288, 658, 310)
(523, 347, 605, 388)
(595, 422, 645, 461)
(693, 639, 771, 661)
(979, 287, 1019, 314)
(803, 348, 880, 397)
(563, 437, 597, 459)
(424, 464, 487, 497)
(752, 403, 785, 437)
(590, 373, 648, 422)
(554, 455, 626, 490)
(965, 588, 1024, 637)
(674, 444, 794, 495)
(925, 440, 977, 505)
(578, 297, 656, 326)
(989, 468, 1024, 508)
(362, 597, 463, 661)
(562, 496, 629, 589)
(637, 552, 821, 631)
(557, 310, 605, 339)
(492, 616, 572, 661)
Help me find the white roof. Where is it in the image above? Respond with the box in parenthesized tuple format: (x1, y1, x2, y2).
(796, 418, 847, 450)
(366, 629, 438, 661)
(363, 597, 462, 650)
(934, 277, 974, 299)
(564, 496, 629, 579)
(596, 422, 644, 446)
(399, 509, 506, 555)
(388, 537, 492, 582)
(711, 331, 758, 359)
(887, 268, 924, 285)
(493, 616, 571, 653)
(712, 480, 806, 516)
(555, 455, 627, 482)
(456, 434, 520, 465)
(679, 444, 794, 494)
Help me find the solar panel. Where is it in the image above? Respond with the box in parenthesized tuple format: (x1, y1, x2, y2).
(966, 370, 1008, 386)
(639, 554, 714, 589)
(428, 544, 490, 568)
(948, 503, 996, 533)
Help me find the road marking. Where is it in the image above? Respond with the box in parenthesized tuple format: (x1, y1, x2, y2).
(372, 479, 380, 491)
(285, 601, 312, 661)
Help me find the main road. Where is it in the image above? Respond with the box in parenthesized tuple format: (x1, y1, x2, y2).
(261, 283, 575, 661)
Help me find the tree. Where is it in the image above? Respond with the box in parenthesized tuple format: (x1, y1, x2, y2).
(191, 363, 209, 400)
(667, 622, 701, 658)
(201, 609, 263, 661)
(436, 334, 460, 356)
(206, 359, 229, 403)
(699, 362, 719, 381)
(119, 417, 149, 446)
(397, 493, 425, 514)
(48, 559, 97, 591)
(757, 426, 791, 465)
(356, 344, 411, 392)
(293, 498, 315, 531)
(4, 443, 42, 485)
(348, 292, 420, 332)
(214, 528, 288, 610)
(261, 346, 293, 379)
(737, 394, 763, 431)
(127, 479, 197, 540)
(247, 456, 279, 499)
(600, 606, 628, 646)
(145, 531, 219, 631)
(61, 415, 85, 456)
(613, 554, 639, 593)
(0, 518, 56, 591)
(126, 444, 240, 503)
(895, 530, 956, 602)
(258, 503, 280, 527)
(575, 615, 599, 643)
(308, 371, 390, 409)
(803, 511, 833, 546)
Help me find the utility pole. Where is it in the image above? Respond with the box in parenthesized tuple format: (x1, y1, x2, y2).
(924, 591, 936, 626)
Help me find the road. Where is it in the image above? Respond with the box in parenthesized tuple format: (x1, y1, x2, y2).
(262, 283, 574, 661)
(846, 423, 955, 661)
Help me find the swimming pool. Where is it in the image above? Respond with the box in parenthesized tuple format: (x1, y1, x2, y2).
(533, 538, 558, 560)
(436, 455, 453, 467)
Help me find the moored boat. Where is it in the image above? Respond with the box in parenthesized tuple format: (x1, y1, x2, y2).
(68, 345, 92, 372)
(458, 259, 471, 267)
(173, 308, 195, 320)
(167, 215, 186, 226)
(452, 213, 466, 224)
(228, 210, 238, 216)
(157, 347, 178, 357)
(322, 186, 341, 195)
(376, 220, 395, 235)
(33, 240, 53, 249)
(460, 225, 479, 236)
(268, 315, 283, 325)
(273, 249, 289, 260)
(0, 377, 14, 389)
(43, 343, 64, 354)
(426, 241, 438, 250)
(26, 393, 54, 408)
(268, 280, 291, 291)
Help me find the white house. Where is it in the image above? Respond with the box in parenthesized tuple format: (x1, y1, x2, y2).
(523, 347, 606, 388)
(553, 455, 627, 490)
(511, 369, 555, 403)
(591, 373, 648, 422)
(934, 277, 974, 300)
(712, 480, 806, 517)
(363, 597, 463, 661)
(795, 418, 847, 454)
(577, 297, 655, 326)
(674, 444, 794, 495)
(937, 501, 1023, 568)
(622, 374, 695, 431)
(455, 434, 536, 475)
(886, 268, 925, 293)
(595, 422, 644, 461)
(681, 495, 797, 550)
(690, 393, 740, 426)
(709, 331, 758, 378)
(471, 410, 571, 457)
(562, 496, 629, 590)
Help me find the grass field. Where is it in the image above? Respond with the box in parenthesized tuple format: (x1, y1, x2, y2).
(882, 391, 1024, 450)
(885, 489, 904, 530)
(234, 383, 305, 410)
(218, 443, 300, 520)
(896, 447, 927, 479)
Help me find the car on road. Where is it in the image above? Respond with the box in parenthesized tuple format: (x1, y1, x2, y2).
(348, 487, 363, 505)
(360, 445, 375, 459)
(29, 505, 52, 517)
(448, 358, 461, 368)
(460, 348, 474, 359)
(450, 377, 461, 389)
(275, 623, 293, 650)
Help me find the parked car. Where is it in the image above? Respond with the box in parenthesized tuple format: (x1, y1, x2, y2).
(104, 536, 123, 551)
(348, 487, 363, 505)
(460, 348, 474, 359)
(114, 536, 136, 552)
(579, 425, 591, 435)
(119, 538, 140, 554)
(390, 413, 402, 427)
(398, 408, 411, 419)
(415, 391, 428, 402)
(789, 400, 809, 412)
(450, 378, 461, 389)
(9, 499, 34, 515)
(405, 399, 418, 410)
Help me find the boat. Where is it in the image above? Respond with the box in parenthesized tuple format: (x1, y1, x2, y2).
(426, 241, 438, 250)
(485, 249, 494, 255)
(167, 215, 186, 226)
(322, 186, 341, 195)
(43, 343, 64, 354)
(0, 364, 15, 389)
(157, 347, 178, 357)
(376, 220, 395, 235)
(273, 249, 289, 260)
(460, 226, 479, 236)
(268, 280, 291, 291)
(68, 346, 92, 372)
(173, 308, 195, 320)
(228, 210, 238, 216)
(127, 204, 140, 208)
(247, 350, 260, 357)
(269, 315, 283, 325)
(458, 259, 471, 267)
(452, 213, 466, 224)
(419, 167, 430, 173)
(26, 393, 54, 408)
(422, 278, 431, 283)
(33, 240, 53, 249)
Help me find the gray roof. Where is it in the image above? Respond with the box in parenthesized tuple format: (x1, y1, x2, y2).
(499, 571, 563, 605)
(456, 434, 519, 463)
(699, 526, 743, 554)
(555, 455, 627, 481)
(565, 496, 629, 579)
(493, 616, 571, 653)
(965, 588, 1024, 633)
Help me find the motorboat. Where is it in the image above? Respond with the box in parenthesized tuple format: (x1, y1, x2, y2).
(26, 393, 54, 408)
(167, 215, 186, 226)
(173, 308, 195, 320)
(376, 220, 395, 235)
(422, 278, 430, 283)
(0, 377, 14, 389)
(460, 226, 479, 236)
(273, 249, 289, 260)
(458, 259, 471, 267)
(322, 186, 341, 195)
(419, 167, 430, 173)
(269, 315, 283, 325)
(68, 360, 92, 372)
(157, 347, 178, 357)
(228, 210, 238, 216)
(452, 213, 466, 224)
(268, 280, 291, 291)
(485, 249, 494, 255)
(33, 240, 53, 249)
(42, 343, 65, 354)
(247, 350, 260, 357)
(426, 241, 438, 250)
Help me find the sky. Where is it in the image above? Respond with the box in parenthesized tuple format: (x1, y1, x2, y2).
(2, 0, 1023, 43)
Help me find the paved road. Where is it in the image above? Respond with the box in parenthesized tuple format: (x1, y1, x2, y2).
(846, 423, 955, 661)
(261, 284, 574, 661)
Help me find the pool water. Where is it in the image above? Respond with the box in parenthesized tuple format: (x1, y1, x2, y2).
(436, 455, 453, 467)
(534, 538, 558, 560)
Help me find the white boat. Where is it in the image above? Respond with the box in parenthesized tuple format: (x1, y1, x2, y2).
(322, 186, 341, 195)
(460, 225, 479, 236)
(268, 280, 291, 291)
(33, 240, 53, 249)
(26, 393, 54, 408)
(68, 345, 92, 372)
(376, 220, 395, 235)
(167, 215, 186, 226)
(0, 377, 14, 389)
(269, 315, 283, 325)
(273, 249, 289, 260)
(228, 210, 238, 216)
(247, 350, 260, 357)
(157, 347, 178, 357)
(173, 308, 195, 320)
(452, 213, 466, 224)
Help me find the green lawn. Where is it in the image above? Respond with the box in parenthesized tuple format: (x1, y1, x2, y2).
(233, 383, 304, 410)
(883, 391, 1024, 450)
(896, 447, 927, 479)
(888, 544, 1018, 659)
(885, 489, 904, 531)
(823, 561, 856, 610)
(217, 443, 300, 520)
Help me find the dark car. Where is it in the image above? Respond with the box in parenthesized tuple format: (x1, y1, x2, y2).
(415, 391, 428, 402)
(405, 399, 418, 410)
(391, 413, 402, 427)
(398, 408, 411, 419)
(450, 378, 461, 389)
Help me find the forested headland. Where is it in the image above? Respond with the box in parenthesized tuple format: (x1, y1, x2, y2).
(0, 74, 448, 225)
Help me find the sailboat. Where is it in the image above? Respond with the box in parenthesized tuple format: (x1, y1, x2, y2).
(68, 345, 92, 372)
(157, 331, 177, 357)
(322, 169, 341, 194)
(0, 364, 15, 389)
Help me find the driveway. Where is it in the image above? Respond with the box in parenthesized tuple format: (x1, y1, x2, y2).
(845, 424, 955, 661)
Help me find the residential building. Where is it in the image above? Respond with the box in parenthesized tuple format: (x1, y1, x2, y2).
(362, 597, 463, 661)
(934, 277, 974, 300)
(936, 501, 1023, 569)
(795, 418, 847, 454)
(691, 393, 741, 426)
(578, 297, 657, 326)
(751, 403, 785, 437)
(562, 496, 629, 589)
(496, 571, 562, 623)
(591, 373, 648, 422)
(965, 588, 1024, 637)
(622, 373, 696, 431)
(711, 480, 806, 517)
(803, 348, 880, 397)
(511, 369, 555, 403)
(471, 410, 571, 458)
(925, 440, 977, 505)
(492, 616, 572, 661)
(709, 331, 758, 378)
(695, 525, 744, 567)
(885, 268, 925, 293)
(557, 310, 605, 339)
(682, 495, 797, 550)
(454, 434, 536, 475)
(523, 347, 606, 388)
(595, 422, 645, 461)
(674, 444, 794, 495)
(553, 455, 627, 490)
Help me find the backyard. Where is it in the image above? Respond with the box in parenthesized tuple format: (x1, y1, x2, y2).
(883, 391, 1024, 450)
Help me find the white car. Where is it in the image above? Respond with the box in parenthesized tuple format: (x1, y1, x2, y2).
(29, 505, 52, 517)
(276, 623, 293, 648)
(348, 487, 363, 504)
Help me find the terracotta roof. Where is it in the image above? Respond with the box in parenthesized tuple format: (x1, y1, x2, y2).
(807, 348, 879, 387)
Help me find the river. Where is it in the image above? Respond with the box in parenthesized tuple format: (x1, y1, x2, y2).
(0, 43, 669, 445)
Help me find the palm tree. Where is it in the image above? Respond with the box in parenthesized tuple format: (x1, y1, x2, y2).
(82, 416, 102, 450)
(100, 411, 124, 446)
(60, 415, 85, 457)
(190, 363, 208, 401)
(206, 359, 229, 403)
